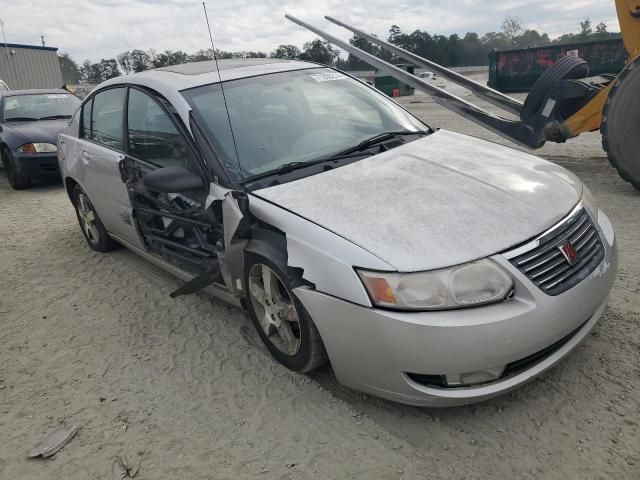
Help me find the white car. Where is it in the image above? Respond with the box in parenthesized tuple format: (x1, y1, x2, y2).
(58, 59, 617, 406)
(417, 71, 447, 88)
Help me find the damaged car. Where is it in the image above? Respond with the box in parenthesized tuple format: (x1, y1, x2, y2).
(58, 59, 617, 406)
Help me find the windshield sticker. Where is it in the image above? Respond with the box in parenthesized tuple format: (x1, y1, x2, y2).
(309, 72, 347, 82)
(47, 94, 68, 99)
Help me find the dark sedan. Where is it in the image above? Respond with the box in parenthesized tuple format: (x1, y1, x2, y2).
(0, 89, 80, 189)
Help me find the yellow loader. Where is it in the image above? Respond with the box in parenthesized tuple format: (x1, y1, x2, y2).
(287, 1, 640, 189)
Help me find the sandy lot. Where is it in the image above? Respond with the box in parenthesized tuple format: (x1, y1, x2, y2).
(0, 84, 639, 479)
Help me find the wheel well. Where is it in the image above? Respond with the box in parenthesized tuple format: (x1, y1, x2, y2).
(244, 227, 311, 289)
(245, 228, 289, 271)
(64, 177, 79, 201)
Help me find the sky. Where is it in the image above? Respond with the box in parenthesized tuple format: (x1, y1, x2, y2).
(0, 0, 619, 62)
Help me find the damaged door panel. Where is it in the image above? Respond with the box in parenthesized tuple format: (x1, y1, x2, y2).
(119, 156, 223, 291)
(119, 85, 228, 297)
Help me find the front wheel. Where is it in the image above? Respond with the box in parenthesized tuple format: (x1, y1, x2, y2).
(2, 148, 31, 190)
(244, 254, 328, 373)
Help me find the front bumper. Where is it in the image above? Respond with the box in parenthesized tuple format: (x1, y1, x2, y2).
(294, 209, 617, 407)
(13, 152, 60, 178)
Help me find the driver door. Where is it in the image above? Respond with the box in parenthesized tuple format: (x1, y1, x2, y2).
(118, 86, 220, 276)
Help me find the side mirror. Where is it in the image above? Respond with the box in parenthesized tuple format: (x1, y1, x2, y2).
(143, 166, 205, 193)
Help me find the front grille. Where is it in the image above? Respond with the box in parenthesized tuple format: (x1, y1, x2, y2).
(508, 208, 604, 296)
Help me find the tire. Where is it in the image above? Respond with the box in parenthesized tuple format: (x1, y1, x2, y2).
(72, 185, 119, 252)
(1, 148, 31, 190)
(243, 253, 328, 373)
(521, 55, 590, 121)
(601, 57, 640, 190)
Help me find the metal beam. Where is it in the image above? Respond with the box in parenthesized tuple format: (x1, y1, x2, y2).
(285, 14, 545, 149)
(324, 15, 523, 116)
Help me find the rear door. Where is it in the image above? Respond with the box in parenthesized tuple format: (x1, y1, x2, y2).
(118, 86, 220, 275)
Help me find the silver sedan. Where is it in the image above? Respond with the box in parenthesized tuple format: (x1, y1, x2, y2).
(58, 59, 617, 406)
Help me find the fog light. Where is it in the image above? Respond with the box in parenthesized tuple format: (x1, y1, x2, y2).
(445, 367, 505, 386)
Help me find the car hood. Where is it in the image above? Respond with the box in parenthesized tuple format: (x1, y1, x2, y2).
(2, 119, 67, 148)
(253, 130, 583, 272)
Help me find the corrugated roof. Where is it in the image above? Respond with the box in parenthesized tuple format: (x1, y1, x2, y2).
(0, 42, 58, 52)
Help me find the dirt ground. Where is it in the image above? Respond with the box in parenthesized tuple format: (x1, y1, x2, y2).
(0, 83, 639, 480)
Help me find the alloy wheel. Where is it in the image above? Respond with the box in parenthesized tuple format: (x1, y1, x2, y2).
(248, 263, 302, 356)
(77, 193, 100, 245)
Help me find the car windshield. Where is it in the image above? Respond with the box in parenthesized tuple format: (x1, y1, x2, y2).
(2, 93, 80, 121)
(182, 68, 427, 183)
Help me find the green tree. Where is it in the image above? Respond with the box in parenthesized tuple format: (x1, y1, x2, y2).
(502, 16, 524, 46)
(345, 35, 392, 70)
(270, 44, 301, 59)
(298, 39, 339, 65)
(231, 51, 267, 59)
(594, 21, 609, 40)
(118, 49, 151, 74)
(80, 59, 119, 84)
(516, 30, 551, 48)
(58, 53, 81, 84)
(580, 18, 593, 38)
(150, 50, 189, 68)
(188, 49, 214, 62)
(388, 25, 402, 43)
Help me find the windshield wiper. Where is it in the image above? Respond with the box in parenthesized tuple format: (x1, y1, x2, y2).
(334, 130, 430, 157)
(4, 116, 38, 122)
(39, 114, 72, 120)
(241, 131, 429, 184)
(244, 152, 372, 183)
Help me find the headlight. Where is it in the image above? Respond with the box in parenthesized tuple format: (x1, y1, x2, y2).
(357, 259, 513, 311)
(581, 184, 598, 220)
(17, 143, 57, 153)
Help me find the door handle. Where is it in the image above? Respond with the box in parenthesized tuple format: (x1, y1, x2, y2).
(81, 151, 90, 164)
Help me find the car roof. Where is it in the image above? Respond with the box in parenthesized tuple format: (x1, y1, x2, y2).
(154, 58, 309, 75)
(84, 58, 329, 139)
(0, 88, 71, 98)
(100, 58, 321, 93)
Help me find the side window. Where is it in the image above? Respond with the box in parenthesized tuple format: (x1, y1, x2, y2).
(81, 98, 92, 139)
(127, 88, 194, 168)
(91, 88, 125, 150)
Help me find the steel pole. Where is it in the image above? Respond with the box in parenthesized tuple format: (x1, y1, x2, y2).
(285, 14, 544, 149)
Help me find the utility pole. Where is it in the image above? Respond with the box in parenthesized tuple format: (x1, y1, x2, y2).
(41, 35, 45, 47)
(0, 18, 15, 85)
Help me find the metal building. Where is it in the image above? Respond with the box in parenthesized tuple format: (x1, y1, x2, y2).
(0, 42, 64, 90)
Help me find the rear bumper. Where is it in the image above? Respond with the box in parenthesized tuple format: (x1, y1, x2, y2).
(294, 209, 617, 407)
(13, 152, 60, 178)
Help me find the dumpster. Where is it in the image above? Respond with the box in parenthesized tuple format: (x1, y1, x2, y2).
(488, 38, 628, 92)
(375, 64, 415, 96)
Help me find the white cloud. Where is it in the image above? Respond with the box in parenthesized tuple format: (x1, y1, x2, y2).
(0, 0, 618, 62)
